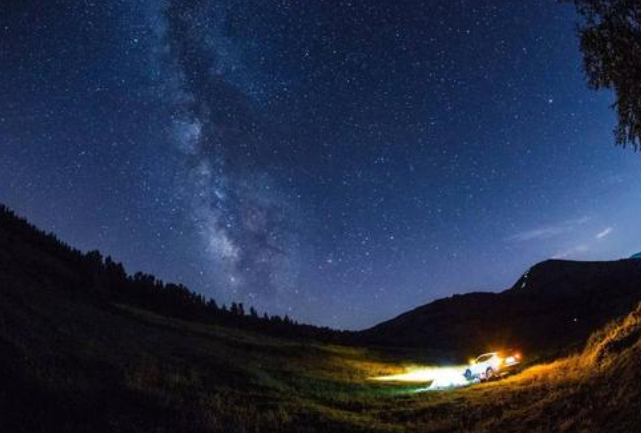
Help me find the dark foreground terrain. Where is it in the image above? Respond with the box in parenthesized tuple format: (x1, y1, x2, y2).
(2, 204, 641, 432)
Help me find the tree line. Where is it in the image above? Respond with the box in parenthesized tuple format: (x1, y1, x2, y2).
(0, 203, 348, 343)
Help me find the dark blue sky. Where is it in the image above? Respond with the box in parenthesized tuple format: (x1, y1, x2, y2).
(1, 0, 640, 329)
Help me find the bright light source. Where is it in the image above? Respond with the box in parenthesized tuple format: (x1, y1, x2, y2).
(371, 365, 470, 390)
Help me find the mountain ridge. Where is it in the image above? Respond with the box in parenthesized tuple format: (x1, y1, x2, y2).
(358, 258, 641, 358)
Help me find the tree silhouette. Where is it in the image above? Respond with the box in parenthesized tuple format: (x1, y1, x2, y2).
(207, 299, 219, 312)
(562, 0, 641, 149)
(230, 302, 239, 316)
(0, 202, 349, 345)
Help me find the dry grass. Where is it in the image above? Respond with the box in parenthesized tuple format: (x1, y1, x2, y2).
(2, 281, 641, 432)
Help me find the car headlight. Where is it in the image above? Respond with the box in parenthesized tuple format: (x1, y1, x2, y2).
(506, 356, 516, 364)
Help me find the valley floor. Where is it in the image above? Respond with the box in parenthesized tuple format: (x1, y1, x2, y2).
(1, 281, 641, 433)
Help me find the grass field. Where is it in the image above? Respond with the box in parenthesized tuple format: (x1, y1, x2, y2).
(2, 276, 641, 433)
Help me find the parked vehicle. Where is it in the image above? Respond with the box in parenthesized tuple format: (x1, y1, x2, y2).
(464, 350, 522, 382)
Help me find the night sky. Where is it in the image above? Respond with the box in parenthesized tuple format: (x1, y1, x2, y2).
(2, 0, 641, 329)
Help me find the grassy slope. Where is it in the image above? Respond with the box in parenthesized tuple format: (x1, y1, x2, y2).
(0, 279, 408, 433)
(2, 274, 641, 433)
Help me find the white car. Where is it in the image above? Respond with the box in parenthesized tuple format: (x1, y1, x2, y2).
(464, 350, 521, 382)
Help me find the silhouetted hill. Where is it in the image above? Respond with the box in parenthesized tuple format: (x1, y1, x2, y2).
(358, 258, 641, 358)
(0, 203, 345, 343)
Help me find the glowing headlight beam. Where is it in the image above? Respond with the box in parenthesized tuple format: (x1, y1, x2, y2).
(370, 365, 470, 390)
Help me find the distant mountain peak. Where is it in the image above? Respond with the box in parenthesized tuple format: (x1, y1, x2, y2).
(360, 258, 641, 357)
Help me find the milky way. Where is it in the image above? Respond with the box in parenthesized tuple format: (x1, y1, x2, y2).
(160, 0, 301, 309)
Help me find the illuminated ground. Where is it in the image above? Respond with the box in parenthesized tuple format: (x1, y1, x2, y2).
(371, 365, 472, 390)
(2, 276, 641, 432)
